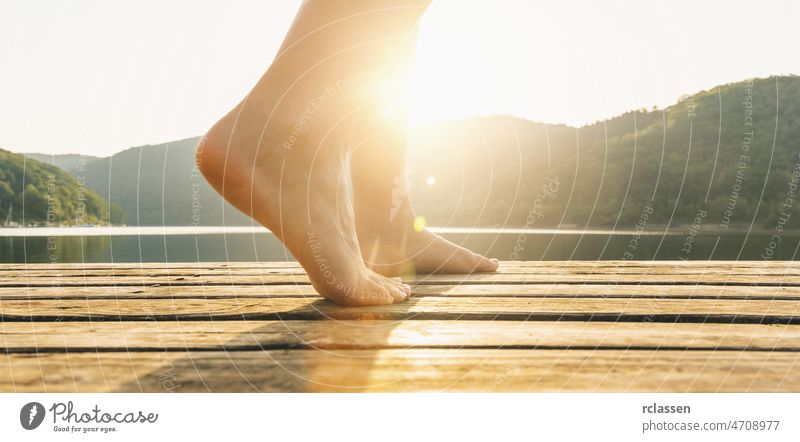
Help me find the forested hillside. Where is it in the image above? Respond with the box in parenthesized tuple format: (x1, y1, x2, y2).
(19, 75, 800, 230)
(0, 148, 118, 225)
(410, 76, 800, 230)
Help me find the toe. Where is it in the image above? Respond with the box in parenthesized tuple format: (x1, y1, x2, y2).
(391, 277, 412, 296)
(326, 278, 393, 306)
(411, 232, 498, 274)
(356, 282, 395, 306)
(475, 256, 499, 272)
(379, 276, 410, 304)
(389, 285, 409, 303)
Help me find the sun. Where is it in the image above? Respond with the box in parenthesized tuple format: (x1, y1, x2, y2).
(407, 2, 525, 126)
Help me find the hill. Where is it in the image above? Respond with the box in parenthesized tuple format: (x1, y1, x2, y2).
(21, 75, 800, 230)
(0, 148, 119, 225)
(410, 75, 800, 230)
(42, 137, 253, 226)
(26, 153, 101, 173)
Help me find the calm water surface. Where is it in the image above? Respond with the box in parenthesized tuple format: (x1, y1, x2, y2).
(0, 227, 796, 263)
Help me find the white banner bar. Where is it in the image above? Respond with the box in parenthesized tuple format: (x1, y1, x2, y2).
(1, 393, 798, 441)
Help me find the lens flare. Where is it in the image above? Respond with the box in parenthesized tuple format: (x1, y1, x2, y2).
(413, 216, 426, 232)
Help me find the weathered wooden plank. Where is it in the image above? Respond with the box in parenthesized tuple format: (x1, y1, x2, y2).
(2, 272, 798, 286)
(0, 262, 301, 271)
(0, 268, 304, 278)
(2, 320, 798, 351)
(4, 283, 800, 300)
(1, 260, 799, 271)
(2, 349, 798, 392)
(4, 264, 800, 277)
(1, 297, 798, 322)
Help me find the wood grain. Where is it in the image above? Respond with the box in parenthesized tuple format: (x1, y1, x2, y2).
(3, 264, 800, 276)
(2, 349, 798, 392)
(2, 272, 798, 286)
(1, 297, 798, 322)
(3, 283, 800, 300)
(2, 320, 798, 351)
(2, 260, 800, 271)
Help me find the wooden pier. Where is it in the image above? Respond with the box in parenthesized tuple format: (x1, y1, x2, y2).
(1, 261, 799, 392)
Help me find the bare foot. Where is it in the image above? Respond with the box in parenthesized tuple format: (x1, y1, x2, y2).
(358, 215, 500, 277)
(350, 103, 499, 277)
(197, 105, 411, 305)
(195, 2, 426, 305)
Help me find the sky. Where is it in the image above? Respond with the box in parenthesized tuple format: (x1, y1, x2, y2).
(1, 0, 799, 156)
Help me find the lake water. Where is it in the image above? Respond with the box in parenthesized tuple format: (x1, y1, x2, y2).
(0, 226, 796, 263)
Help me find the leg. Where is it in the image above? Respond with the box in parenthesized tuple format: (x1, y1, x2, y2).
(350, 32, 499, 276)
(196, 0, 429, 305)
